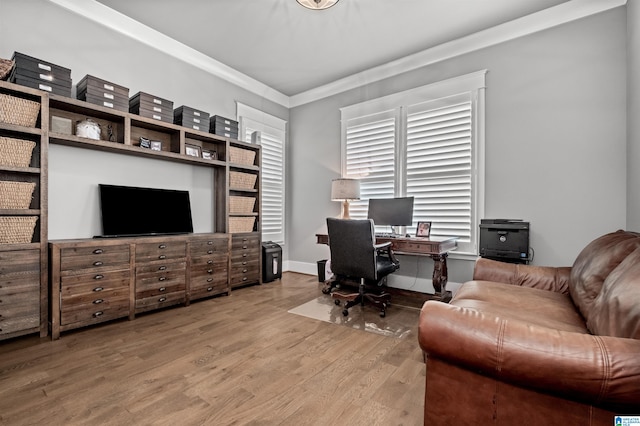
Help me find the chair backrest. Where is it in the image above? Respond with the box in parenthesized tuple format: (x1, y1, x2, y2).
(327, 218, 377, 281)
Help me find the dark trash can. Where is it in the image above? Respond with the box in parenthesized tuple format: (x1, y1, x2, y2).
(317, 259, 328, 282)
(262, 241, 282, 283)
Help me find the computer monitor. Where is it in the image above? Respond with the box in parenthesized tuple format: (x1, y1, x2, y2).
(367, 197, 414, 229)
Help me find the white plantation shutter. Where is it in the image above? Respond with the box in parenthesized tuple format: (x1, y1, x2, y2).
(344, 111, 396, 219)
(237, 103, 286, 244)
(406, 95, 473, 249)
(341, 72, 485, 255)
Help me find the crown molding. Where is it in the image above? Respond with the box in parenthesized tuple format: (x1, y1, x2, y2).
(48, 0, 625, 110)
(289, 0, 626, 107)
(48, 0, 291, 108)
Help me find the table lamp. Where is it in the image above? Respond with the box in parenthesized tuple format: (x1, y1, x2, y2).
(331, 178, 360, 219)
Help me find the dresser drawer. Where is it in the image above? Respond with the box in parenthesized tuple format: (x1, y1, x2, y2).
(60, 245, 130, 272)
(231, 234, 260, 251)
(0, 296, 39, 317)
(60, 269, 130, 295)
(0, 271, 40, 289)
(230, 261, 260, 287)
(61, 287, 130, 311)
(135, 291, 185, 313)
(0, 313, 39, 336)
(190, 236, 229, 257)
(136, 261, 186, 275)
(136, 277, 185, 299)
(136, 262, 186, 293)
(135, 241, 186, 263)
(191, 256, 228, 268)
(60, 295, 130, 327)
(190, 280, 228, 300)
(0, 250, 40, 276)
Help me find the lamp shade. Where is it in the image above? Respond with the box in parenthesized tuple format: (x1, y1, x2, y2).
(331, 178, 360, 201)
(297, 0, 339, 10)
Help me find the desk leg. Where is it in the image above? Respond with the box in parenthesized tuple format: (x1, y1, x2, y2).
(431, 253, 448, 295)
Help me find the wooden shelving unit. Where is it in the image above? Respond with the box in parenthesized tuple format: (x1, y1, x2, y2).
(0, 80, 263, 339)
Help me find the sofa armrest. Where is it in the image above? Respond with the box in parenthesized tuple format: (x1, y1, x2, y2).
(418, 301, 640, 409)
(473, 257, 571, 294)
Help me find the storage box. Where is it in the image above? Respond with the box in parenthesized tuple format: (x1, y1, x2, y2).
(0, 137, 36, 167)
(229, 171, 257, 190)
(0, 181, 36, 209)
(174, 105, 210, 132)
(76, 74, 129, 112)
(129, 92, 174, 122)
(210, 115, 239, 138)
(10, 52, 72, 97)
(230, 196, 256, 214)
(0, 216, 37, 244)
(229, 217, 256, 233)
(229, 146, 256, 166)
(0, 94, 40, 128)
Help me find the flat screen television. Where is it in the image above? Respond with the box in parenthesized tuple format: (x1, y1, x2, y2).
(367, 197, 414, 227)
(98, 184, 193, 238)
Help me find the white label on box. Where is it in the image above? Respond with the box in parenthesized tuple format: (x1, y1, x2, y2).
(38, 83, 52, 92)
(153, 98, 162, 105)
(103, 83, 114, 91)
(103, 93, 114, 100)
(39, 74, 53, 81)
(153, 106, 162, 112)
(224, 119, 231, 124)
(153, 114, 162, 120)
(103, 101, 114, 108)
(38, 63, 51, 71)
(194, 111, 201, 117)
(224, 133, 231, 137)
(225, 126, 231, 131)
(193, 125, 200, 131)
(193, 118, 200, 124)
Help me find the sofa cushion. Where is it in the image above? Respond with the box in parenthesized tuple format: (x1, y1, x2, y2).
(569, 230, 640, 322)
(453, 281, 588, 334)
(588, 246, 640, 339)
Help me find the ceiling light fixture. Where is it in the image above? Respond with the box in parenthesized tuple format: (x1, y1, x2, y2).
(297, 0, 340, 10)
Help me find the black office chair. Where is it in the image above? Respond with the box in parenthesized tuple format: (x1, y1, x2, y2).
(326, 218, 400, 317)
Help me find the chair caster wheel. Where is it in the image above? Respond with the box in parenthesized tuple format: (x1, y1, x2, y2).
(342, 309, 349, 316)
(322, 287, 331, 294)
(334, 299, 341, 306)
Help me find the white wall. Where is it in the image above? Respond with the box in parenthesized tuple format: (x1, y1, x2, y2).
(628, 1, 640, 231)
(0, 0, 288, 241)
(288, 7, 627, 288)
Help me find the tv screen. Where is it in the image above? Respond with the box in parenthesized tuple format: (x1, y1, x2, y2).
(367, 197, 414, 227)
(99, 184, 193, 237)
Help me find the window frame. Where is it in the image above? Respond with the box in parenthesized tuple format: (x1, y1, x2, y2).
(340, 71, 486, 256)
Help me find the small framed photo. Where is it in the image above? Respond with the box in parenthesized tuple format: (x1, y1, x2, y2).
(150, 141, 162, 151)
(185, 144, 202, 158)
(202, 150, 213, 160)
(416, 221, 432, 238)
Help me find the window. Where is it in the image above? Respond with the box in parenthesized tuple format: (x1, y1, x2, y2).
(340, 71, 485, 254)
(237, 103, 287, 244)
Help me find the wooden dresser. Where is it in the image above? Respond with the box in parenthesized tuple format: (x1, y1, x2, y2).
(230, 233, 261, 289)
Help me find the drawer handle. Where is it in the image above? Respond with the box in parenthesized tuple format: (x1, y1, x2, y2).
(207, 241, 214, 245)
(242, 245, 248, 249)
(242, 238, 248, 242)
(94, 274, 104, 280)
(242, 277, 248, 281)
(93, 311, 103, 318)
(207, 278, 213, 283)
(93, 299, 104, 304)
(158, 297, 167, 302)
(207, 260, 213, 264)
(93, 261, 103, 267)
(159, 287, 166, 292)
(207, 286, 213, 291)
(207, 269, 213, 274)
(159, 244, 166, 249)
(159, 255, 166, 260)
(93, 249, 104, 254)
(242, 253, 247, 258)
(93, 287, 104, 292)
(207, 250, 213, 254)
(242, 261, 247, 265)
(159, 277, 166, 281)
(159, 266, 167, 271)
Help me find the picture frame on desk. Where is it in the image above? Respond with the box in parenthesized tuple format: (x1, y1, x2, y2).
(416, 221, 432, 237)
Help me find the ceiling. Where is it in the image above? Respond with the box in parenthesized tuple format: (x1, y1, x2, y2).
(92, 0, 572, 98)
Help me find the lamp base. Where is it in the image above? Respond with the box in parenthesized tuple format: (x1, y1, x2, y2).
(341, 200, 351, 219)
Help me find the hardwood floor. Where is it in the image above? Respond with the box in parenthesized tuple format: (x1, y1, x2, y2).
(0, 272, 426, 425)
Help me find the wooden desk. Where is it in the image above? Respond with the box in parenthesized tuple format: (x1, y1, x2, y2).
(315, 234, 457, 299)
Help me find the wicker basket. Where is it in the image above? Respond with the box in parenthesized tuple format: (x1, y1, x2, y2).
(0, 59, 14, 80)
(0, 216, 38, 244)
(0, 137, 36, 168)
(229, 146, 256, 166)
(229, 171, 257, 190)
(0, 181, 36, 209)
(229, 217, 256, 233)
(230, 196, 256, 214)
(0, 93, 40, 127)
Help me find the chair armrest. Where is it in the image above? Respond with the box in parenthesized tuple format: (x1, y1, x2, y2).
(375, 242, 399, 265)
(418, 301, 640, 409)
(473, 257, 571, 294)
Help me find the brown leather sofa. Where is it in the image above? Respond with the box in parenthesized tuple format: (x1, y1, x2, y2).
(418, 230, 640, 425)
